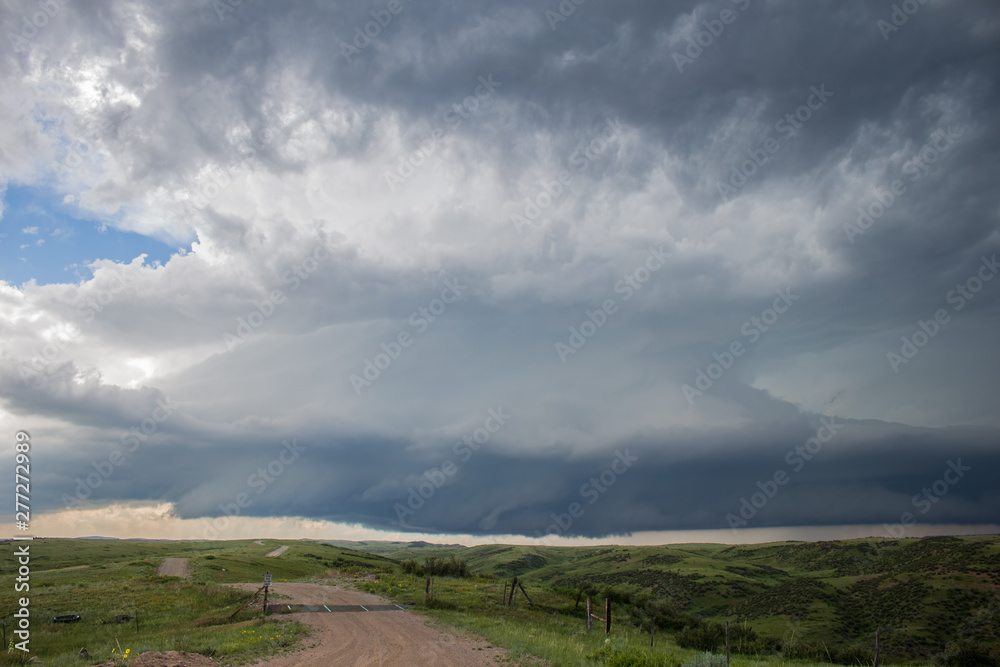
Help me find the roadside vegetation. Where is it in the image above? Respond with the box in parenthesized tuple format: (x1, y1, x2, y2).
(0, 538, 390, 666)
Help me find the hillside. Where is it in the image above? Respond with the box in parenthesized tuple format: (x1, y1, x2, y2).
(336, 535, 1000, 662)
(310, 539, 466, 557)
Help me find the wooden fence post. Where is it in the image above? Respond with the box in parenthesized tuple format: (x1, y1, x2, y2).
(874, 627, 881, 667)
(725, 621, 730, 666)
(425, 576, 431, 604)
(586, 596, 593, 631)
(650, 616, 656, 648)
(517, 580, 534, 607)
(502, 581, 508, 605)
(605, 598, 611, 636)
(229, 586, 266, 621)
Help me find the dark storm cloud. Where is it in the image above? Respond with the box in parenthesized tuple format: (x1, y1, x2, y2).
(37, 406, 999, 538)
(1, 0, 998, 537)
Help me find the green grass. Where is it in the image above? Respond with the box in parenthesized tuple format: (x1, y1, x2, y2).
(355, 571, 676, 666)
(350, 570, 843, 667)
(1, 535, 997, 666)
(0, 537, 394, 666)
(342, 535, 1000, 665)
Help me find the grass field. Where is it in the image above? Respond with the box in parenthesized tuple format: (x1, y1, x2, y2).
(1, 535, 997, 666)
(0, 538, 393, 666)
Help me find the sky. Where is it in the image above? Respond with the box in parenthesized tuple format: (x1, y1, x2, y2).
(0, 0, 998, 545)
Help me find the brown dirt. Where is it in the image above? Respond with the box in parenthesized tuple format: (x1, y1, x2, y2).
(264, 545, 289, 557)
(230, 581, 509, 666)
(129, 651, 219, 667)
(156, 558, 190, 578)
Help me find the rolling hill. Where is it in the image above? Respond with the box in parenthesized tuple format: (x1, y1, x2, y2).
(329, 534, 1000, 661)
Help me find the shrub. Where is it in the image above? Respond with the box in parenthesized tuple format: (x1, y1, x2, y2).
(782, 640, 826, 661)
(937, 641, 1000, 667)
(655, 607, 704, 633)
(675, 619, 779, 656)
(601, 583, 646, 607)
(399, 553, 469, 578)
(676, 623, 724, 652)
(586, 644, 681, 667)
(831, 643, 875, 666)
(783, 640, 878, 665)
(727, 621, 781, 655)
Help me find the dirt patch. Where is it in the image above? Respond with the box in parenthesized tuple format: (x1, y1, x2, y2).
(253, 540, 264, 545)
(130, 651, 217, 667)
(264, 545, 289, 557)
(227, 581, 511, 666)
(156, 558, 190, 578)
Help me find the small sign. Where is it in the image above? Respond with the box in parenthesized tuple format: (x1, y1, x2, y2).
(264, 571, 272, 586)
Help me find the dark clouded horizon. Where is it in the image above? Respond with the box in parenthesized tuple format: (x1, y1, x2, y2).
(0, 0, 998, 542)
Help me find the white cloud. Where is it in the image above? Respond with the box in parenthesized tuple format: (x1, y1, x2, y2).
(0, 0, 996, 539)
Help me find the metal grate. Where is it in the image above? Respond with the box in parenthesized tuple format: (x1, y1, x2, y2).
(269, 603, 408, 613)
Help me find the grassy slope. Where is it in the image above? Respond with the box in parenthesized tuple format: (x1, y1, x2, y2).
(335, 535, 1000, 663)
(0, 538, 395, 666)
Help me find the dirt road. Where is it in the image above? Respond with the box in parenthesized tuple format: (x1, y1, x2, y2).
(156, 558, 190, 577)
(264, 545, 289, 557)
(233, 582, 507, 666)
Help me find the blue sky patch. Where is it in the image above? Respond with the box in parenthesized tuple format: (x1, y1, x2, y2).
(0, 184, 186, 287)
